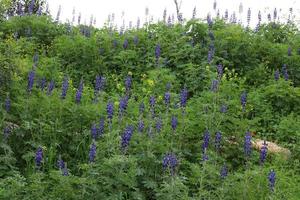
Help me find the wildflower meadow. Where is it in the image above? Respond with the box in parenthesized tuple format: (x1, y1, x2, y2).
(0, 0, 300, 199)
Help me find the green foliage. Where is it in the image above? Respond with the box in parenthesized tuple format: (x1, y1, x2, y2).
(0, 15, 300, 199)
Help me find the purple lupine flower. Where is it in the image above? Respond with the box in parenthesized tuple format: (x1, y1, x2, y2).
(207, 14, 213, 27)
(167, 15, 172, 26)
(138, 120, 144, 133)
(217, 9, 220, 18)
(260, 140, 268, 165)
(202, 130, 210, 152)
(121, 125, 134, 151)
(94, 75, 105, 94)
(273, 8, 277, 21)
(267, 13, 271, 22)
(162, 153, 178, 175)
(62, 165, 69, 176)
(136, 17, 140, 29)
(139, 102, 145, 115)
(177, 13, 183, 23)
(288, 47, 292, 56)
(78, 12, 81, 24)
(3, 127, 10, 140)
(35, 147, 43, 168)
(39, 77, 47, 91)
(231, 12, 237, 24)
(107, 101, 114, 121)
(5, 96, 10, 113)
(258, 11, 262, 24)
(125, 76, 132, 92)
(247, 8, 251, 25)
(244, 131, 252, 157)
(180, 87, 188, 108)
(47, 80, 55, 96)
(91, 123, 98, 139)
(208, 49, 213, 63)
(224, 10, 229, 20)
(98, 118, 105, 137)
(89, 142, 96, 162)
(57, 158, 65, 170)
(171, 115, 178, 131)
(156, 117, 163, 133)
(37, 5, 42, 16)
(213, 0, 217, 10)
(149, 96, 156, 117)
(27, 70, 35, 93)
(75, 80, 84, 104)
(28, 0, 35, 15)
(17, 2, 23, 16)
(217, 64, 223, 79)
(119, 96, 129, 118)
(33, 52, 39, 67)
(220, 104, 228, 113)
(215, 131, 222, 151)
(207, 43, 215, 63)
(202, 152, 209, 161)
(211, 79, 219, 92)
(55, 5, 62, 22)
(123, 39, 128, 49)
(113, 39, 118, 48)
(192, 7, 196, 19)
(240, 91, 247, 111)
(282, 64, 288, 81)
(220, 165, 228, 179)
(61, 76, 69, 99)
(166, 83, 171, 91)
(164, 92, 171, 107)
(163, 9, 167, 22)
(268, 170, 276, 192)
(208, 31, 215, 41)
(133, 36, 139, 45)
(274, 69, 280, 81)
(155, 44, 161, 59)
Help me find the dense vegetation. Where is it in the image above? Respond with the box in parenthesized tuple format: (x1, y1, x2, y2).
(0, 10, 300, 200)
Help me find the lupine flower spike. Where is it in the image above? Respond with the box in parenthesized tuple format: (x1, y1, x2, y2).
(89, 142, 96, 163)
(75, 80, 84, 104)
(61, 76, 69, 99)
(35, 147, 43, 168)
(202, 130, 210, 152)
(171, 115, 178, 132)
(240, 91, 247, 111)
(107, 101, 114, 130)
(149, 96, 156, 118)
(27, 70, 35, 93)
(260, 140, 268, 165)
(220, 165, 228, 179)
(215, 131, 222, 151)
(162, 153, 178, 175)
(91, 123, 98, 139)
(138, 119, 145, 133)
(98, 118, 105, 137)
(5, 96, 11, 113)
(274, 70, 280, 81)
(121, 125, 134, 152)
(268, 170, 276, 192)
(244, 131, 252, 157)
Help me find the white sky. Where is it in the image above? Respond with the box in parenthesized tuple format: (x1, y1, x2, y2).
(48, 0, 300, 28)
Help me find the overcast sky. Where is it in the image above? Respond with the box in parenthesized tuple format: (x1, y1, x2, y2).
(48, 0, 299, 27)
